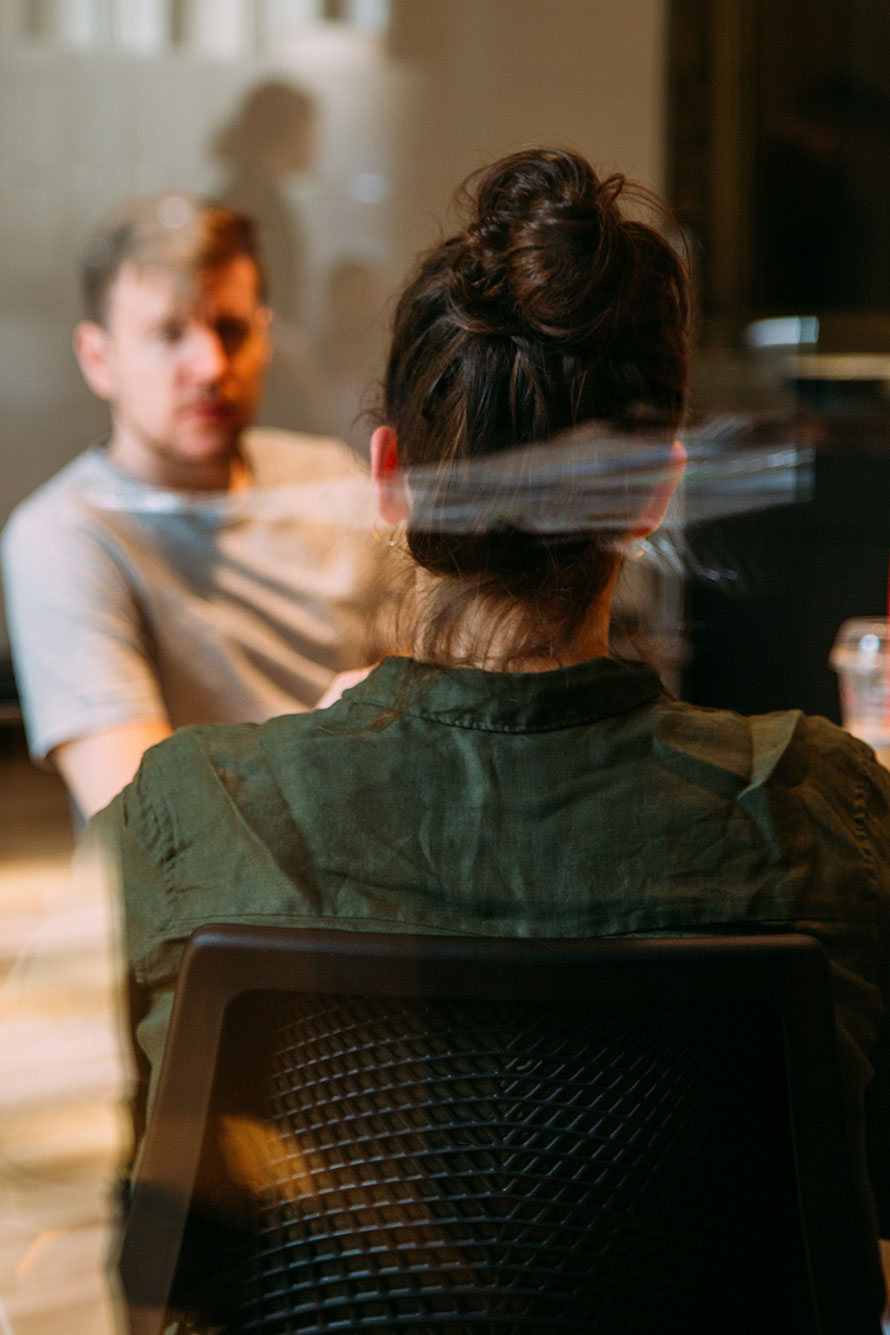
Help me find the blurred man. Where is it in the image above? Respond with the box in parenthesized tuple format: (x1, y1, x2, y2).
(2, 194, 382, 819)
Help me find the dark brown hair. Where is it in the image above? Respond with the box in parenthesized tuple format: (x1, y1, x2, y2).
(380, 147, 691, 666)
(80, 193, 265, 326)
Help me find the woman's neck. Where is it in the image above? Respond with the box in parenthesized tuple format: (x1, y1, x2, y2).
(408, 569, 614, 672)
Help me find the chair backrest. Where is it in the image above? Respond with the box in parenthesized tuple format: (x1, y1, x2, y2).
(118, 927, 883, 1335)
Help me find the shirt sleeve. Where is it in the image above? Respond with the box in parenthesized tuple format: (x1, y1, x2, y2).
(852, 745, 890, 1237)
(801, 722, 890, 1238)
(77, 759, 178, 1165)
(2, 502, 168, 761)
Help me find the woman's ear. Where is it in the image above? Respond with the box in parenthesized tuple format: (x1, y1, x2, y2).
(370, 425, 409, 524)
(634, 438, 686, 537)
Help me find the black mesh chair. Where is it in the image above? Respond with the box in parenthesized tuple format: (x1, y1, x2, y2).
(117, 927, 883, 1334)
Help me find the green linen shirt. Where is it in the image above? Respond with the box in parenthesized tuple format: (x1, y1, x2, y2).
(84, 655, 890, 1228)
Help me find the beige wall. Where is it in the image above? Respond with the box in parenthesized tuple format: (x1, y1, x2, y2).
(389, 0, 667, 257)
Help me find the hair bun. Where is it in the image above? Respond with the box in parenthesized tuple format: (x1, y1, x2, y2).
(448, 148, 634, 344)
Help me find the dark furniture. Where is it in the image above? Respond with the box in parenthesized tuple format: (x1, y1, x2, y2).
(683, 412, 890, 721)
(118, 926, 882, 1334)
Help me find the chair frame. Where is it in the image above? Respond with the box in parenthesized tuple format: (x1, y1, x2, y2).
(117, 926, 882, 1334)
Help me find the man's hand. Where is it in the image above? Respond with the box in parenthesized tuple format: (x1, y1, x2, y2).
(51, 720, 172, 822)
(314, 665, 377, 711)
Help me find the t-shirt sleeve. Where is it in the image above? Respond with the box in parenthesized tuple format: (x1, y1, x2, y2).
(2, 502, 168, 761)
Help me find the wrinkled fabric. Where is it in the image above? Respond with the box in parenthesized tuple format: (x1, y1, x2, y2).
(84, 654, 890, 1233)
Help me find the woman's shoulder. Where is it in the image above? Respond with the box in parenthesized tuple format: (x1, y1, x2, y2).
(769, 709, 890, 811)
(142, 711, 325, 778)
(140, 718, 263, 775)
(81, 714, 335, 896)
(750, 707, 887, 787)
(653, 694, 889, 798)
(116, 714, 317, 828)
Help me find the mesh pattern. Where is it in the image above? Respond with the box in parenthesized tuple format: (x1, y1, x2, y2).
(174, 991, 804, 1334)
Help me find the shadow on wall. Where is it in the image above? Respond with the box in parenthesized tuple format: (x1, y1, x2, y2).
(210, 78, 389, 450)
(212, 79, 328, 434)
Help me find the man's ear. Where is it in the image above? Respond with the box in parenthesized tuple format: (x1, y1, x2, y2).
(370, 425, 409, 524)
(73, 321, 116, 401)
(257, 305, 273, 363)
(634, 438, 686, 537)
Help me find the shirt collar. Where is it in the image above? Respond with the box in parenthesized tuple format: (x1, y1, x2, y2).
(350, 655, 665, 733)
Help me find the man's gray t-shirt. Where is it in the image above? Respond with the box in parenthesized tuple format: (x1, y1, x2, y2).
(2, 428, 385, 761)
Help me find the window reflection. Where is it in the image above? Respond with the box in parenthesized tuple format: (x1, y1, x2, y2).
(3, 3, 890, 1329)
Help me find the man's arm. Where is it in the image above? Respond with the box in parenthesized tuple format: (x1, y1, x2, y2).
(2, 489, 174, 815)
(52, 720, 171, 821)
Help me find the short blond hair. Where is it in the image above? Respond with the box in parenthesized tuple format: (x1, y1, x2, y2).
(80, 192, 265, 325)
